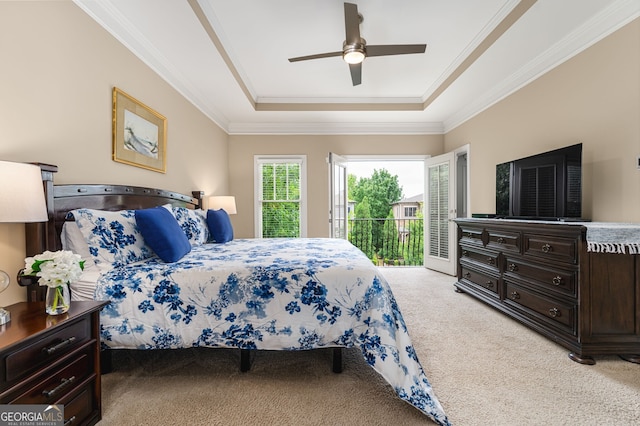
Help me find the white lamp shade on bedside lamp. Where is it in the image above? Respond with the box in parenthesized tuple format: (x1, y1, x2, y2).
(0, 161, 48, 223)
(208, 196, 237, 214)
(0, 161, 48, 325)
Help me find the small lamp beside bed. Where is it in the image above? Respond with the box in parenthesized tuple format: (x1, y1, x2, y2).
(207, 195, 237, 214)
(0, 161, 49, 325)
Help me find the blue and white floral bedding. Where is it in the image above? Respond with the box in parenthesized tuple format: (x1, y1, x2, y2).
(94, 237, 449, 425)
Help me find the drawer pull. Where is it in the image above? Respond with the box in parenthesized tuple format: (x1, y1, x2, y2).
(42, 376, 76, 398)
(552, 276, 563, 286)
(464, 272, 471, 279)
(64, 416, 77, 426)
(549, 308, 561, 318)
(542, 243, 553, 253)
(462, 250, 469, 257)
(508, 263, 518, 272)
(485, 281, 494, 289)
(497, 237, 505, 244)
(487, 257, 495, 265)
(510, 291, 520, 300)
(42, 336, 77, 355)
(465, 232, 473, 238)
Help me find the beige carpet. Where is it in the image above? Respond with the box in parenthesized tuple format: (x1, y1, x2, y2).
(100, 268, 640, 425)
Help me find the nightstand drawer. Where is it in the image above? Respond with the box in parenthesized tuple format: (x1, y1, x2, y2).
(8, 349, 93, 404)
(4, 317, 90, 383)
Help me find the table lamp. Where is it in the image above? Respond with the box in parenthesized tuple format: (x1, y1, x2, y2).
(208, 196, 237, 214)
(0, 161, 48, 325)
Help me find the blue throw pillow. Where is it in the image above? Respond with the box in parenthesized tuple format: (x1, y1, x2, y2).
(206, 209, 234, 243)
(135, 207, 191, 262)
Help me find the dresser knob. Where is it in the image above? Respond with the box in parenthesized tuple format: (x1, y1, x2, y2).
(552, 276, 563, 286)
(497, 237, 505, 244)
(485, 281, 494, 288)
(510, 291, 520, 300)
(464, 272, 471, 279)
(465, 232, 473, 238)
(508, 263, 518, 272)
(542, 243, 553, 253)
(549, 307, 561, 318)
(487, 257, 495, 265)
(462, 250, 469, 257)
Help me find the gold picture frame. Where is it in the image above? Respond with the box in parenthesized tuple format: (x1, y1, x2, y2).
(112, 87, 166, 173)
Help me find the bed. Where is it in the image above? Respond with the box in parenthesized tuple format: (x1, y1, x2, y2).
(25, 169, 450, 426)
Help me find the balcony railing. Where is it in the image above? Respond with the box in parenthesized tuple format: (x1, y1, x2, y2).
(348, 218, 424, 266)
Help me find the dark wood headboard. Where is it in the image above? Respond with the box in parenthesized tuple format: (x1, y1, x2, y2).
(24, 163, 203, 300)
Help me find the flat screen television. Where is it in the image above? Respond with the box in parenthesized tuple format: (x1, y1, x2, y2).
(496, 143, 583, 220)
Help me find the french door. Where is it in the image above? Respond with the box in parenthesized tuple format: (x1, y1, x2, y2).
(425, 152, 457, 275)
(328, 152, 348, 239)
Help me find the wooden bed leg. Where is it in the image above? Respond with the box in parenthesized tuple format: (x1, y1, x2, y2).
(240, 349, 251, 372)
(332, 347, 343, 373)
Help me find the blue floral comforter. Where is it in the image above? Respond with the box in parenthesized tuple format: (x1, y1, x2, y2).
(95, 238, 449, 425)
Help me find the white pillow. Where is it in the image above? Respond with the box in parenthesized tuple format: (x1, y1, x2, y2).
(171, 206, 210, 245)
(61, 221, 96, 269)
(70, 208, 154, 270)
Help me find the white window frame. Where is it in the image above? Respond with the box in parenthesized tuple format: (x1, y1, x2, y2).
(254, 155, 307, 238)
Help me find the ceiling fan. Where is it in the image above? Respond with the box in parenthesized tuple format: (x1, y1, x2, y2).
(288, 2, 427, 86)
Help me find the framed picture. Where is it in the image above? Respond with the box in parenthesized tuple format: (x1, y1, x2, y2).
(112, 87, 166, 173)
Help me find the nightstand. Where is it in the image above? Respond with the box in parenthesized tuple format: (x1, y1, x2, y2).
(0, 301, 108, 426)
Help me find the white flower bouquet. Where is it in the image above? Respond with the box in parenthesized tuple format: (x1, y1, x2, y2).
(23, 250, 85, 314)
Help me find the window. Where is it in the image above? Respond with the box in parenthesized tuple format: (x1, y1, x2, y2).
(254, 156, 307, 238)
(404, 206, 417, 217)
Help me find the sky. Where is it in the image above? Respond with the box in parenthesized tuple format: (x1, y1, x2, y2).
(346, 160, 424, 200)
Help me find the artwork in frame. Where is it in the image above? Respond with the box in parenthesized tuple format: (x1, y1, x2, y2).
(112, 87, 167, 173)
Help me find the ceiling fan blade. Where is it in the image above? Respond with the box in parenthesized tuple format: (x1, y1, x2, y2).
(366, 44, 427, 57)
(344, 3, 361, 44)
(288, 51, 343, 62)
(349, 62, 362, 86)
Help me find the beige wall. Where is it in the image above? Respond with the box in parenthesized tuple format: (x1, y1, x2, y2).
(445, 18, 640, 222)
(229, 135, 444, 238)
(0, 2, 228, 304)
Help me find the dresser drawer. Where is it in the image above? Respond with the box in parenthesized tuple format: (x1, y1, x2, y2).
(8, 350, 93, 405)
(504, 256, 577, 298)
(458, 224, 484, 246)
(460, 265, 500, 298)
(486, 229, 521, 253)
(523, 233, 578, 264)
(504, 281, 576, 335)
(460, 246, 500, 272)
(4, 317, 90, 384)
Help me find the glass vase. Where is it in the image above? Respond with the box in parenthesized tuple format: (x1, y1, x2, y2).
(45, 283, 70, 315)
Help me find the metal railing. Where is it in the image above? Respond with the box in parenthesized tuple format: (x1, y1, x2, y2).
(348, 218, 424, 266)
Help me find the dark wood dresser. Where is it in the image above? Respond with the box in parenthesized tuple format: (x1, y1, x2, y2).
(454, 218, 640, 365)
(0, 301, 108, 425)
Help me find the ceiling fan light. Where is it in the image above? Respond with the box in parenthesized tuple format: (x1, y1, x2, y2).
(343, 49, 365, 64)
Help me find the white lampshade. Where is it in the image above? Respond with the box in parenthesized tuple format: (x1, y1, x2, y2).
(0, 161, 48, 223)
(208, 196, 237, 214)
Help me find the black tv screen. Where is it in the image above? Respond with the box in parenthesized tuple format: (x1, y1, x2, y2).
(496, 143, 583, 220)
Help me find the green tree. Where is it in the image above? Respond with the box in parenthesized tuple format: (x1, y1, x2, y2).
(261, 162, 300, 237)
(403, 209, 424, 265)
(380, 209, 400, 262)
(349, 196, 373, 259)
(351, 169, 403, 252)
